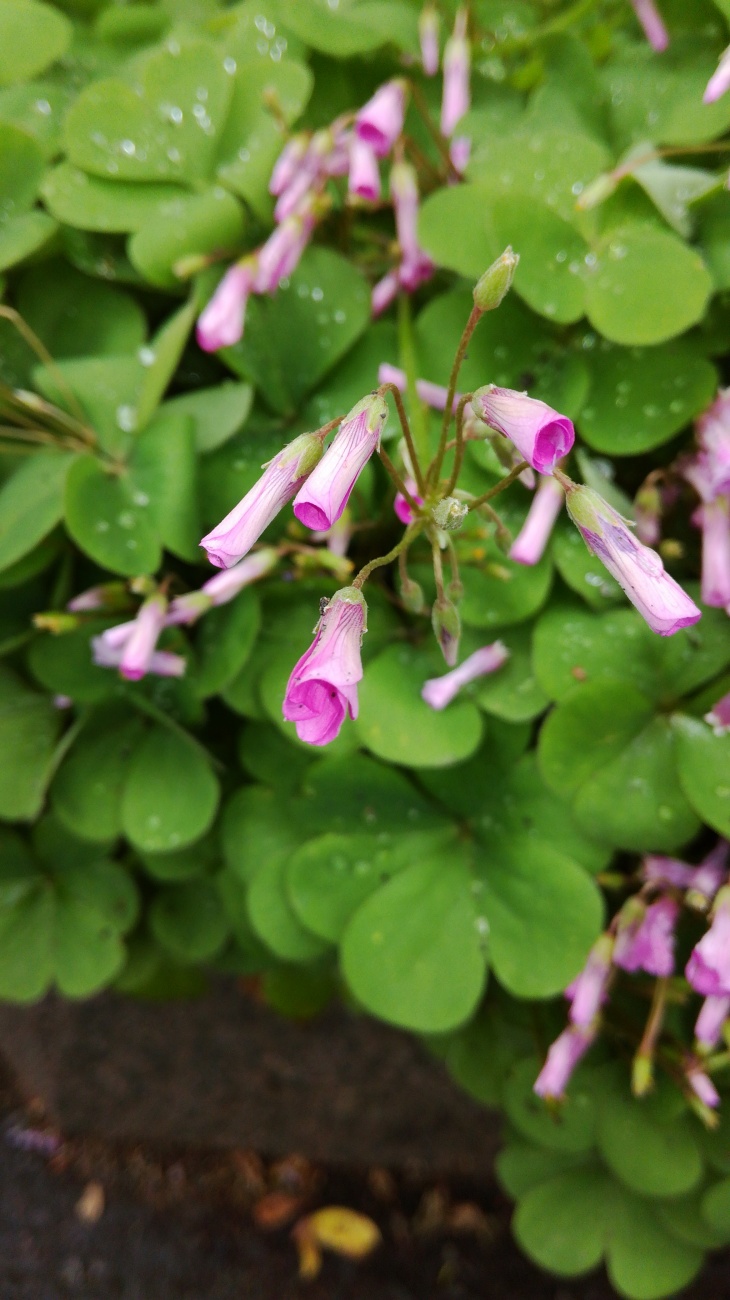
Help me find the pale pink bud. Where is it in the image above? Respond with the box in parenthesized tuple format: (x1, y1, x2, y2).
(371, 271, 400, 316)
(509, 476, 564, 565)
(696, 391, 730, 494)
(419, 3, 439, 75)
(706, 690, 730, 735)
(167, 549, 278, 625)
(196, 262, 254, 352)
(564, 484, 702, 636)
(421, 642, 509, 710)
(269, 133, 309, 196)
(67, 587, 106, 612)
(613, 897, 679, 977)
(695, 495, 730, 609)
(348, 136, 381, 202)
(200, 432, 325, 568)
(705, 44, 730, 103)
(376, 365, 461, 413)
(686, 1063, 720, 1109)
(293, 394, 387, 531)
(356, 80, 406, 158)
(92, 596, 186, 681)
(534, 1026, 594, 1099)
(440, 8, 470, 137)
(695, 994, 730, 1050)
(630, 0, 669, 51)
(567, 935, 614, 1028)
(391, 161, 421, 266)
(282, 587, 366, 745)
(53, 694, 73, 709)
(449, 136, 471, 173)
(642, 854, 694, 889)
(686, 887, 730, 996)
(254, 209, 315, 294)
(394, 476, 423, 525)
(472, 385, 574, 474)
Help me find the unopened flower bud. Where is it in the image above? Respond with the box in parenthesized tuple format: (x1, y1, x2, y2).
(400, 575, 425, 613)
(473, 246, 519, 313)
(431, 496, 468, 532)
(431, 595, 461, 666)
(34, 612, 80, 634)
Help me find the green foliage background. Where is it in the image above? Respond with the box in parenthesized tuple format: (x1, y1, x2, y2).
(1, 0, 730, 1293)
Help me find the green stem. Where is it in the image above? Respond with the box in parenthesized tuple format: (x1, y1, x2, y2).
(379, 378, 427, 496)
(352, 523, 421, 589)
(430, 306, 481, 486)
(378, 444, 422, 514)
(396, 293, 430, 478)
(444, 393, 473, 496)
(408, 81, 461, 181)
(430, 531, 446, 601)
(466, 460, 530, 512)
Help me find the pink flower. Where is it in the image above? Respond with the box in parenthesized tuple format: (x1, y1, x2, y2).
(705, 45, 730, 103)
(394, 476, 423, 525)
(686, 887, 730, 996)
(695, 994, 730, 1050)
(269, 133, 309, 196)
(614, 897, 679, 977)
(696, 391, 730, 495)
(167, 549, 278, 625)
(449, 135, 471, 173)
(630, 0, 669, 51)
(419, 3, 439, 75)
(421, 642, 509, 710)
(686, 1061, 720, 1108)
(293, 394, 387, 531)
(642, 854, 694, 890)
(686, 841, 729, 910)
(534, 1026, 594, 1099)
(391, 162, 421, 268)
(706, 690, 730, 735)
(509, 476, 564, 565)
(254, 206, 317, 294)
(696, 496, 730, 609)
(472, 386, 574, 474)
(398, 251, 435, 292)
(92, 595, 185, 681)
(440, 8, 470, 137)
(567, 935, 614, 1028)
(356, 80, 406, 157)
(196, 261, 254, 352)
(371, 271, 400, 316)
(348, 137, 381, 202)
(563, 483, 702, 636)
(282, 587, 366, 745)
(200, 432, 325, 568)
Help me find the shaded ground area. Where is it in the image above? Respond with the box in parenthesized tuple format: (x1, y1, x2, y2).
(3, 1063, 730, 1300)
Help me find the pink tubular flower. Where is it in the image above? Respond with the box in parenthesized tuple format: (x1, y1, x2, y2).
(282, 587, 366, 745)
(441, 7, 470, 137)
(686, 887, 730, 996)
(697, 496, 730, 609)
(92, 595, 185, 681)
(705, 45, 730, 103)
(534, 1026, 594, 1099)
(687, 1064, 720, 1109)
(509, 476, 564, 566)
(421, 642, 509, 710)
(630, 0, 669, 51)
(371, 270, 400, 317)
(254, 206, 318, 294)
(167, 549, 278, 626)
(391, 161, 421, 267)
(348, 137, 381, 202)
(200, 431, 325, 569)
(419, 3, 439, 75)
(563, 482, 702, 636)
(293, 394, 387, 531)
(356, 80, 406, 158)
(613, 897, 679, 977)
(472, 386, 574, 474)
(450, 136, 471, 173)
(695, 994, 730, 1050)
(686, 841, 729, 910)
(567, 935, 614, 1028)
(706, 690, 730, 735)
(394, 476, 423, 525)
(196, 261, 254, 352)
(269, 133, 309, 196)
(642, 854, 694, 890)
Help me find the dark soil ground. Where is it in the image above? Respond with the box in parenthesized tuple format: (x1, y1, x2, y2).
(3, 1061, 730, 1300)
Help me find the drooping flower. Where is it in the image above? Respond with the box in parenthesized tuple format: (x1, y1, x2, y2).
(200, 431, 326, 569)
(562, 481, 702, 636)
(567, 935, 614, 1029)
(355, 80, 406, 157)
(282, 587, 366, 745)
(686, 887, 730, 996)
(695, 994, 730, 1050)
(419, 3, 440, 75)
(534, 1026, 594, 1099)
(613, 897, 679, 977)
(629, 0, 669, 51)
(509, 476, 564, 565)
(421, 642, 509, 711)
(196, 260, 255, 352)
(348, 137, 381, 202)
(686, 1061, 720, 1109)
(254, 203, 320, 294)
(472, 386, 575, 474)
(167, 549, 278, 625)
(704, 44, 730, 103)
(293, 394, 388, 532)
(394, 476, 423, 525)
(92, 594, 185, 681)
(440, 7, 470, 137)
(706, 690, 730, 735)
